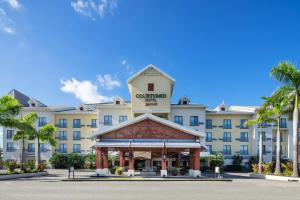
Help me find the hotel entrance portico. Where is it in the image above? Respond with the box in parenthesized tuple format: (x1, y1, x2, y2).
(92, 114, 206, 177)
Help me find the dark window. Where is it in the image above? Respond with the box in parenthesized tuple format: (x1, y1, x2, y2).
(206, 132, 212, 142)
(58, 131, 67, 140)
(6, 130, 14, 139)
(6, 142, 14, 152)
(116, 100, 120, 105)
(240, 119, 248, 129)
(206, 119, 212, 129)
(59, 144, 67, 153)
(73, 131, 81, 140)
(240, 132, 249, 142)
(280, 118, 287, 128)
(207, 145, 212, 153)
(73, 144, 81, 153)
(258, 131, 266, 141)
(104, 115, 112, 125)
(119, 115, 127, 123)
(174, 116, 183, 125)
(148, 83, 154, 91)
(38, 117, 47, 127)
(240, 145, 248, 155)
(73, 119, 81, 128)
(91, 119, 97, 128)
(223, 145, 231, 155)
(58, 119, 67, 128)
(223, 132, 231, 142)
(223, 119, 232, 129)
(27, 143, 35, 152)
(40, 143, 47, 152)
(190, 116, 199, 126)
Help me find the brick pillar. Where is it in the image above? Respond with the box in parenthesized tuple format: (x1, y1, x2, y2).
(102, 148, 109, 169)
(96, 147, 103, 169)
(189, 150, 194, 169)
(176, 152, 181, 168)
(119, 150, 125, 167)
(162, 149, 167, 170)
(194, 148, 200, 170)
(128, 152, 134, 170)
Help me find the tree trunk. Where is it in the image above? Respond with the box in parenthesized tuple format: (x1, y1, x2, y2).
(274, 116, 281, 175)
(258, 126, 263, 174)
(21, 137, 26, 170)
(292, 94, 299, 177)
(37, 138, 41, 165)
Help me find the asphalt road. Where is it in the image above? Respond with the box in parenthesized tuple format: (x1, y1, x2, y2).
(1, 177, 300, 200)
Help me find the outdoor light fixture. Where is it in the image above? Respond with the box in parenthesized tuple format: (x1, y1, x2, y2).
(163, 154, 167, 160)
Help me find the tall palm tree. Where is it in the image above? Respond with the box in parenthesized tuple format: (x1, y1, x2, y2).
(271, 61, 300, 177)
(261, 87, 289, 175)
(0, 95, 22, 127)
(12, 112, 38, 167)
(245, 108, 273, 173)
(29, 124, 57, 165)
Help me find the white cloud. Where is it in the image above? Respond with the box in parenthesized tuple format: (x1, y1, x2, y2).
(97, 74, 121, 90)
(121, 59, 127, 66)
(121, 59, 134, 74)
(71, 0, 117, 20)
(0, 8, 15, 34)
(5, 0, 21, 10)
(60, 78, 112, 103)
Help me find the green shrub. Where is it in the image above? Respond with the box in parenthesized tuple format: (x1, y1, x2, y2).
(49, 153, 68, 169)
(3, 160, 18, 174)
(252, 163, 259, 174)
(27, 160, 36, 172)
(84, 154, 96, 169)
(232, 154, 243, 165)
(180, 168, 187, 175)
(110, 166, 118, 174)
(68, 153, 85, 169)
(262, 162, 273, 175)
(208, 153, 224, 169)
(115, 167, 123, 175)
(281, 161, 293, 177)
(172, 168, 178, 176)
(37, 162, 47, 172)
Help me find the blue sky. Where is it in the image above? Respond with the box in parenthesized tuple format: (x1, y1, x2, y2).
(1, 0, 300, 109)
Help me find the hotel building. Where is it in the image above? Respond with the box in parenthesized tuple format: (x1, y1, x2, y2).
(2, 64, 298, 176)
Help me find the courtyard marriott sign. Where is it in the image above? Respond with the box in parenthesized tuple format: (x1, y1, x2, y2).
(136, 93, 167, 106)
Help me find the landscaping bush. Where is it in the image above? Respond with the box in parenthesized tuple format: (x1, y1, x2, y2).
(49, 153, 68, 169)
(172, 168, 179, 176)
(281, 161, 293, 177)
(232, 154, 243, 165)
(110, 166, 118, 174)
(208, 153, 224, 170)
(3, 160, 18, 174)
(27, 160, 36, 172)
(262, 162, 274, 175)
(68, 153, 85, 169)
(84, 154, 96, 169)
(37, 162, 47, 172)
(115, 167, 123, 175)
(252, 163, 259, 174)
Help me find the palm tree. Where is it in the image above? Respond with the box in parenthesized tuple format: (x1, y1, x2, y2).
(29, 124, 57, 165)
(261, 87, 289, 175)
(245, 108, 273, 173)
(0, 95, 22, 127)
(12, 112, 38, 167)
(271, 61, 300, 177)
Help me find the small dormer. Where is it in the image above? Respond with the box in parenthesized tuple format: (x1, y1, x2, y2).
(214, 101, 229, 112)
(178, 96, 191, 105)
(113, 96, 124, 105)
(28, 98, 46, 108)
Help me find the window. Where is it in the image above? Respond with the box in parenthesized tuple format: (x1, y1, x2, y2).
(73, 119, 81, 128)
(258, 131, 266, 141)
(207, 145, 212, 153)
(148, 83, 154, 91)
(73, 131, 81, 140)
(190, 116, 199, 126)
(206, 119, 212, 129)
(58, 119, 67, 128)
(223, 132, 231, 142)
(280, 118, 287, 128)
(59, 144, 67, 153)
(223, 145, 231, 155)
(240, 145, 248, 155)
(240, 132, 249, 142)
(174, 116, 183, 125)
(73, 144, 81, 153)
(58, 131, 67, 140)
(27, 143, 35, 152)
(119, 115, 128, 123)
(6, 142, 14, 152)
(223, 119, 231, 129)
(206, 132, 212, 142)
(6, 130, 14, 139)
(116, 100, 120, 105)
(91, 119, 97, 128)
(240, 119, 248, 129)
(40, 143, 47, 152)
(38, 117, 47, 127)
(104, 115, 112, 125)
(262, 145, 267, 154)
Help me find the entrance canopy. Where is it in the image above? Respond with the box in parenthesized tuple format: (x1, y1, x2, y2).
(92, 113, 206, 149)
